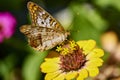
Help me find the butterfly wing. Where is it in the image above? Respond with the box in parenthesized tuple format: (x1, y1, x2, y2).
(27, 1, 65, 31)
(32, 32, 67, 51)
(23, 26, 68, 51)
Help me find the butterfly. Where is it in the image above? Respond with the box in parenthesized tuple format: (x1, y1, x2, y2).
(20, 1, 70, 51)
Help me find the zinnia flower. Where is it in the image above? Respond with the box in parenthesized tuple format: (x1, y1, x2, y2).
(40, 40, 104, 80)
(0, 12, 16, 43)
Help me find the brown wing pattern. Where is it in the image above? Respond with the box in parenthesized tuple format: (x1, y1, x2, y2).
(25, 26, 68, 51)
(27, 1, 65, 31)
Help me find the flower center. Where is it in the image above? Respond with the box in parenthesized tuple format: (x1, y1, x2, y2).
(60, 45, 86, 72)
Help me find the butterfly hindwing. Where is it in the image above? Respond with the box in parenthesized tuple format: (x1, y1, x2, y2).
(27, 1, 65, 31)
(24, 26, 68, 51)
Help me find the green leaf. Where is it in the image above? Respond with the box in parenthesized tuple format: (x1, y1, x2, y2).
(69, 3, 107, 42)
(95, 0, 120, 11)
(22, 51, 49, 80)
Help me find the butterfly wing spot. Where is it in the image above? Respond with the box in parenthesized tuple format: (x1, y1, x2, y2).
(37, 13, 54, 28)
(39, 11, 45, 16)
(34, 13, 37, 17)
(41, 22, 44, 24)
(52, 22, 56, 27)
(29, 33, 42, 48)
(28, 2, 34, 10)
(45, 16, 51, 27)
(33, 6, 37, 10)
(37, 17, 47, 27)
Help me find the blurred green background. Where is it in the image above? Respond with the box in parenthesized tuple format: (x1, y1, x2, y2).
(0, 0, 120, 80)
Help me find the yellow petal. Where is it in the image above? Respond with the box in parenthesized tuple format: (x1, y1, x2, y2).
(45, 57, 60, 63)
(86, 48, 104, 60)
(85, 66, 99, 77)
(53, 73, 65, 80)
(77, 77, 84, 80)
(77, 40, 96, 55)
(85, 58, 103, 67)
(45, 70, 61, 80)
(65, 71, 78, 80)
(77, 40, 87, 49)
(77, 68, 88, 80)
(40, 61, 60, 73)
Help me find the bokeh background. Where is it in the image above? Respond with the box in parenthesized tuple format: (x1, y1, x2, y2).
(0, 0, 120, 80)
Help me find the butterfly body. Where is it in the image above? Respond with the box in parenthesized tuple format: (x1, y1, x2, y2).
(20, 1, 69, 51)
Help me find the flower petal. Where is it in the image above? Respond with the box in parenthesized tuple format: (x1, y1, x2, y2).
(77, 68, 88, 80)
(77, 77, 84, 80)
(77, 40, 87, 48)
(86, 48, 104, 60)
(65, 71, 78, 80)
(77, 40, 96, 55)
(85, 66, 99, 77)
(45, 57, 60, 63)
(40, 61, 60, 73)
(45, 70, 61, 80)
(53, 73, 65, 80)
(85, 58, 103, 67)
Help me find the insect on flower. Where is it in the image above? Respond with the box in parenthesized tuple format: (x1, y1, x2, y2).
(20, 1, 70, 51)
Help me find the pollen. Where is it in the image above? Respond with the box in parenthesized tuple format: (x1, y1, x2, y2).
(70, 40, 77, 51)
(56, 40, 79, 55)
(61, 48, 69, 55)
(56, 46, 63, 52)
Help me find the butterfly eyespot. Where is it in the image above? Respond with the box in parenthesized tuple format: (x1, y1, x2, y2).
(41, 22, 44, 24)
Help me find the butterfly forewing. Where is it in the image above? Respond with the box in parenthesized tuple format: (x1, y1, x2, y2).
(27, 1, 65, 31)
(20, 1, 69, 51)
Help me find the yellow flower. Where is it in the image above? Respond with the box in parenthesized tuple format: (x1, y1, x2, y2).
(40, 40, 104, 80)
